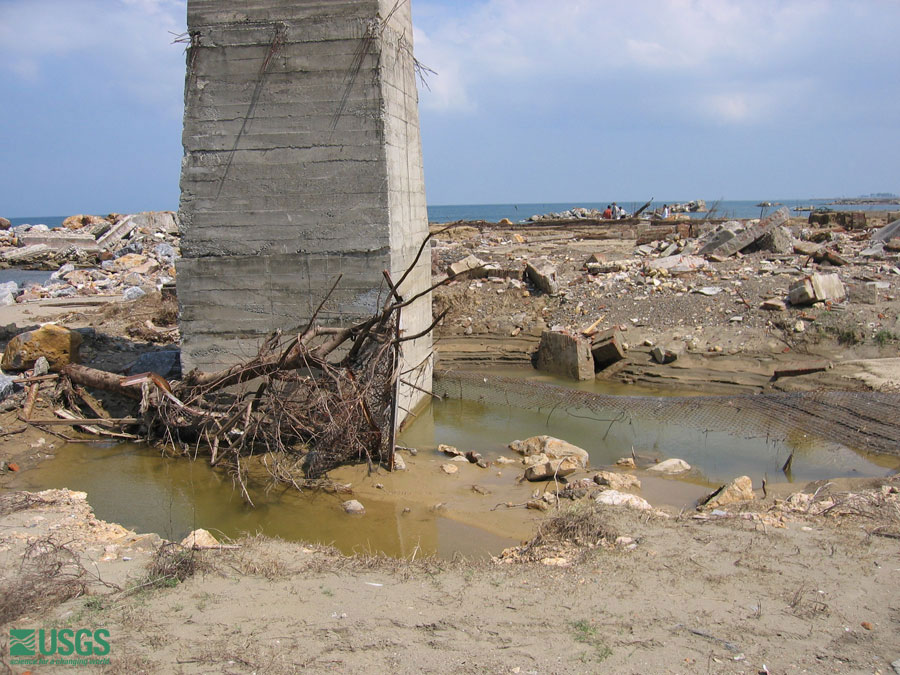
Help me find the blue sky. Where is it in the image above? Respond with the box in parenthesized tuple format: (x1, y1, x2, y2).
(1, 0, 898, 216)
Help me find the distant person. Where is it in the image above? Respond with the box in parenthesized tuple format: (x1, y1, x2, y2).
(603, 205, 612, 219)
(612, 202, 619, 219)
(662, 204, 669, 219)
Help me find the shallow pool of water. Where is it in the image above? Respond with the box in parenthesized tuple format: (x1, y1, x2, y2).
(9, 368, 898, 558)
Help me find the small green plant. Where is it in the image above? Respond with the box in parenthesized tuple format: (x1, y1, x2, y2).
(320, 585, 334, 597)
(570, 619, 612, 661)
(874, 329, 897, 346)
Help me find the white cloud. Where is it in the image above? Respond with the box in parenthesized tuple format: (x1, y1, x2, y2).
(0, 0, 186, 115)
(413, 0, 835, 121)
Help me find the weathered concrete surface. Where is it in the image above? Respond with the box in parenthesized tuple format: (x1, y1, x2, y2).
(178, 0, 431, 414)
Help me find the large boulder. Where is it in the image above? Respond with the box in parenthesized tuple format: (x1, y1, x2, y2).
(509, 435, 589, 468)
(1, 324, 82, 372)
(0, 217, 11, 230)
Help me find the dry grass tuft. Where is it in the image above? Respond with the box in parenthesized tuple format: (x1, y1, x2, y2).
(0, 538, 87, 625)
(135, 542, 208, 592)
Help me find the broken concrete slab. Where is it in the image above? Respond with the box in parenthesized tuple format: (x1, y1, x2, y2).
(788, 273, 846, 306)
(448, 254, 486, 278)
(95, 215, 138, 250)
(525, 260, 560, 295)
(760, 298, 787, 311)
(872, 218, 900, 243)
(646, 255, 709, 274)
(535, 330, 594, 380)
(701, 207, 789, 260)
(3, 244, 51, 263)
(793, 241, 823, 257)
(20, 231, 100, 252)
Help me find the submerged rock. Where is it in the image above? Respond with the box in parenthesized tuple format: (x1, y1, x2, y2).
(593, 471, 641, 490)
(524, 456, 580, 481)
(647, 458, 691, 474)
(341, 499, 366, 515)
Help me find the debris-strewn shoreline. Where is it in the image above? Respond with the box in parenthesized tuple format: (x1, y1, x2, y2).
(0, 207, 899, 673)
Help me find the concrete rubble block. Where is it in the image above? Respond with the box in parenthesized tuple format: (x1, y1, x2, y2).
(0, 373, 16, 402)
(884, 238, 900, 252)
(593, 471, 641, 490)
(102, 253, 150, 274)
(524, 456, 581, 481)
(20, 231, 100, 252)
(130, 211, 179, 235)
(508, 435, 589, 468)
(525, 259, 560, 295)
(756, 226, 794, 254)
(700, 476, 755, 509)
(650, 346, 678, 364)
(702, 207, 790, 259)
(534, 330, 594, 380)
(448, 254, 486, 278)
(647, 458, 691, 474)
(591, 332, 626, 371)
(788, 273, 846, 306)
(646, 255, 709, 274)
(1, 324, 83, 372)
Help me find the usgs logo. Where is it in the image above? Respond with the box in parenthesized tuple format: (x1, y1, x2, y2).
(9, 628, 110, 657)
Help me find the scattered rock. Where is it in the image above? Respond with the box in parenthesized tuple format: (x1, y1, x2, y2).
(32, 356, 50, 377)
(341, 499, 366, 515)
(391, 453, 407, 471)
(123, 286, 147, 302)
(0, 217, 10, 230)
(615, 457, 636, 469)
(595, 490, 652, 510)
(448, 254, 486, 278)
(0, 373, 16, 402)
(440, 463, 459, 475)
(647, 458, 691, 474)
(700, 476, 755, 509)
(593, 471, 641, 490)
(508, 435, 589, 468)
(524, 456, 580, 481)
(180, 528, 220, 549)
(1, 324, 83, 371)
(439, 444, 462, 457)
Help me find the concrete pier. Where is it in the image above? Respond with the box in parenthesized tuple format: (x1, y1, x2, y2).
(178, 0, 431, 413)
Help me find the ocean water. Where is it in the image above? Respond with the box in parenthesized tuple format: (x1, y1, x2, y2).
(8, 199, 897, 230)
(425, 199, 899, 223)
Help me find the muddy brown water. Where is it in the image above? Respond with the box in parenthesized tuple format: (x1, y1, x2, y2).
(11, 367, 899, 558)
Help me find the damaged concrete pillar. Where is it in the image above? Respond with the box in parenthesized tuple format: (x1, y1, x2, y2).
(177, 0, 432, 415)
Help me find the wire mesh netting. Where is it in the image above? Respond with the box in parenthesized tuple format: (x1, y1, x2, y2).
(434, 371, 900, 457)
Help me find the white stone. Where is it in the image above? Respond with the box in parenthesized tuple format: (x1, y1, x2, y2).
(595, 490, 652, 510)
(647, 458, 691, 474)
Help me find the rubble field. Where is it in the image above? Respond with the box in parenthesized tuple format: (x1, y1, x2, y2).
(0, 209, 899, 673)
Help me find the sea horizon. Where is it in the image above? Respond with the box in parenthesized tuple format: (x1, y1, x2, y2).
(8, 197, 898, 229)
